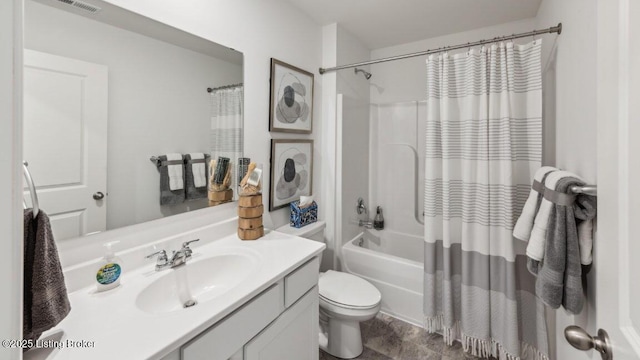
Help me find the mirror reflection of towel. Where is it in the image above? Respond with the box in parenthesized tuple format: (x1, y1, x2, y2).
(166, 153, 184, 191)
(185, 153, 209, 200)
(23, 209, 71, 348)
(158, 154, 185, 205)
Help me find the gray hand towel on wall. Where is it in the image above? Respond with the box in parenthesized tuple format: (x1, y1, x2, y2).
(158, 154, 185, 205)
(23, 209, 71, 347)
(535, 177, 597, 314)
(185, 153, 209, 200)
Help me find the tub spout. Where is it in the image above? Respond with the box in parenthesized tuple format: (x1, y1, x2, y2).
(358, 219, 373, 229)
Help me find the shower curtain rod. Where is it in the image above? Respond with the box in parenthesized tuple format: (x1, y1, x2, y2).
(207, 83, 243, 92)
(319, 23, 562, 74)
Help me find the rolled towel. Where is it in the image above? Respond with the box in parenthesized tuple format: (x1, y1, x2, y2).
(574, 195, 597, 266)
(185, 153, 209, 201)
(166, 153, 184, 191)
(513, 166, 558, 241)
(527, 170, 579, 261)
(23, 209, 71, 346)
(578, 221, 593, 265)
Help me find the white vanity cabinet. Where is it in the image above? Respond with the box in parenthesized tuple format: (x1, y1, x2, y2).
(180, 257, 320, 360)
(244, 287, 318, 360)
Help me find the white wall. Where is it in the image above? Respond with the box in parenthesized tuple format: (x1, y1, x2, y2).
(0, 0, 22, 358)
(369, 18, 537, 104)
(535, 1, 598, 359)
(369, 101, 425, 238)
(336, 26, 370, 263)
(321, 24, 338, 271)
(24, 1, 243, 230)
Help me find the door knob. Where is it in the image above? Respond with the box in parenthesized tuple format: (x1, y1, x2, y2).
(565, 325, 612, 360)
(93, 191, 105, 200)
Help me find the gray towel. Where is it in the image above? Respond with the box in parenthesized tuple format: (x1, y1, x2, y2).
(184, 154, 209, 200)
(158, 154, 185, 205)
(23, 209, 71, 347)
(535, 177, 597, 314)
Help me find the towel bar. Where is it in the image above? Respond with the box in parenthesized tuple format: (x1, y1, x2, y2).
(150, 156, 183, 167)
(23, 161, 40, 217)
(570, 185, 597, 196)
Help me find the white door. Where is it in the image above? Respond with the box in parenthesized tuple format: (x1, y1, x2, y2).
(23, 49, 108, 241)
(582, 0, 640, 359)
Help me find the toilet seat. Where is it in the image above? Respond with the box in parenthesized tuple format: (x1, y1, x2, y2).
(319, 270, 381, 309)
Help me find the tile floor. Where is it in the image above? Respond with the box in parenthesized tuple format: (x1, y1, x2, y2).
(319, 313, 494, 360)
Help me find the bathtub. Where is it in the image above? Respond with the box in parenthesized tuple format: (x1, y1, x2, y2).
(342, 229, 424, 326)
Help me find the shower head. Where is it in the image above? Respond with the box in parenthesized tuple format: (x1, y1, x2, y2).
(354, 68, 372, 80)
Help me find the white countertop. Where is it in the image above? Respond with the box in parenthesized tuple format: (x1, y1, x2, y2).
(25, 229, 325, 360)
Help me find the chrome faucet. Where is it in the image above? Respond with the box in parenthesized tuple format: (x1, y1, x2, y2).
(358, 219, 374, 229)
(146, 239, 200, 271)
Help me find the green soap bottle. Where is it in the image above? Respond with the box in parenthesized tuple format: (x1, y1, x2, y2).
(95, 241, 122, 292)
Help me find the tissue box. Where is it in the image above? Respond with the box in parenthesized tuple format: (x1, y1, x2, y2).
(290, 200, 318, 228)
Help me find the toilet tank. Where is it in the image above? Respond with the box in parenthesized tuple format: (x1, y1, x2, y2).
(275, 221, 326, 243)
(275, 221, 328, 271)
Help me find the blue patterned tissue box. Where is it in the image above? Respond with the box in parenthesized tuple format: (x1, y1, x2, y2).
(290, 200, 318, 228)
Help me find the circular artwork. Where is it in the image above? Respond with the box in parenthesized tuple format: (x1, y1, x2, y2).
(276, 147, 309, 200)
(276, 73, 310, 125)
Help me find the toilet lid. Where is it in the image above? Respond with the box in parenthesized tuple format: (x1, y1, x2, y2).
(319, 270, 381, 308)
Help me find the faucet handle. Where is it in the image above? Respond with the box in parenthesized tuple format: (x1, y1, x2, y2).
(146, 249, 167, 260)
(182, 239, 200, 249)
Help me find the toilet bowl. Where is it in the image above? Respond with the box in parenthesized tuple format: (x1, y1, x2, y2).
(275, 221, 382, 359)
(318, 270, 381, 359)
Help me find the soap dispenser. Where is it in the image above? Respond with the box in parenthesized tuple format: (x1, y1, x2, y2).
(373, 206, 384, 230)
(95, 241, 122, 292)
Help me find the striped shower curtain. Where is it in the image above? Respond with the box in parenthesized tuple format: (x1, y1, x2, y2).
(210, 86, 244, 191)
(423, 40, 548, 360)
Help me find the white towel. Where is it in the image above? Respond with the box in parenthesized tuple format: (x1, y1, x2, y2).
(513, 166, 557, 241)
(167, 153, 184, 191)
(578, 219, 593, 265)
(190, 153, 206, 188)
(527, 170, 580, 261)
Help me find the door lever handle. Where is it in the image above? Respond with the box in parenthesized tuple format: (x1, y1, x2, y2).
(564, 326, 612, 360)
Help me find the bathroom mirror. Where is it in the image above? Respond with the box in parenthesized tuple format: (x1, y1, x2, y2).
(23, 0, 244, 241)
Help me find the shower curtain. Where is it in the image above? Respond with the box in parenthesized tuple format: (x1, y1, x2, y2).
(210, 86, 244, 190)
(423, 40, 548, 360)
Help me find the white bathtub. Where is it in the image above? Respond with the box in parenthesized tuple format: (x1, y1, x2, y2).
(342, 229, 424, 326)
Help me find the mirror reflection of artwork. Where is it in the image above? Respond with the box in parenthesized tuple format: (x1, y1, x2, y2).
(269, 139, 313, 210)
(269, 59, 314, 134)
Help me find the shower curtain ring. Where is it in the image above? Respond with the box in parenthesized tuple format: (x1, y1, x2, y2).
(466, 42, 471, 57)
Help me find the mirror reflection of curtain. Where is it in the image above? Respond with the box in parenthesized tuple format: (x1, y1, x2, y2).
(210, 85, 244, 193)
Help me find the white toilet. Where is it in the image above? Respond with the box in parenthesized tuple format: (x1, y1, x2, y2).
(276, 221, 382, 359)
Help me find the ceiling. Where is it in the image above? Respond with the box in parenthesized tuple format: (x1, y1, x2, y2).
(285, 0, 542, 49)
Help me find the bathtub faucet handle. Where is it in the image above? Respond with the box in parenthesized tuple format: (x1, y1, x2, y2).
(356, 197, 368, 215)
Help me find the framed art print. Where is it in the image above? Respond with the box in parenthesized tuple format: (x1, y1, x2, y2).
(269, 139, 313, 211)
(269, 58, 314, 134)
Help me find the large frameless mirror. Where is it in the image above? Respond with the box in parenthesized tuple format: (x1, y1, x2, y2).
(23, 0, 244, 241)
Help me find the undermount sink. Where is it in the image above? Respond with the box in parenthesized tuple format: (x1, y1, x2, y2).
(136, 252, 260, 314)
